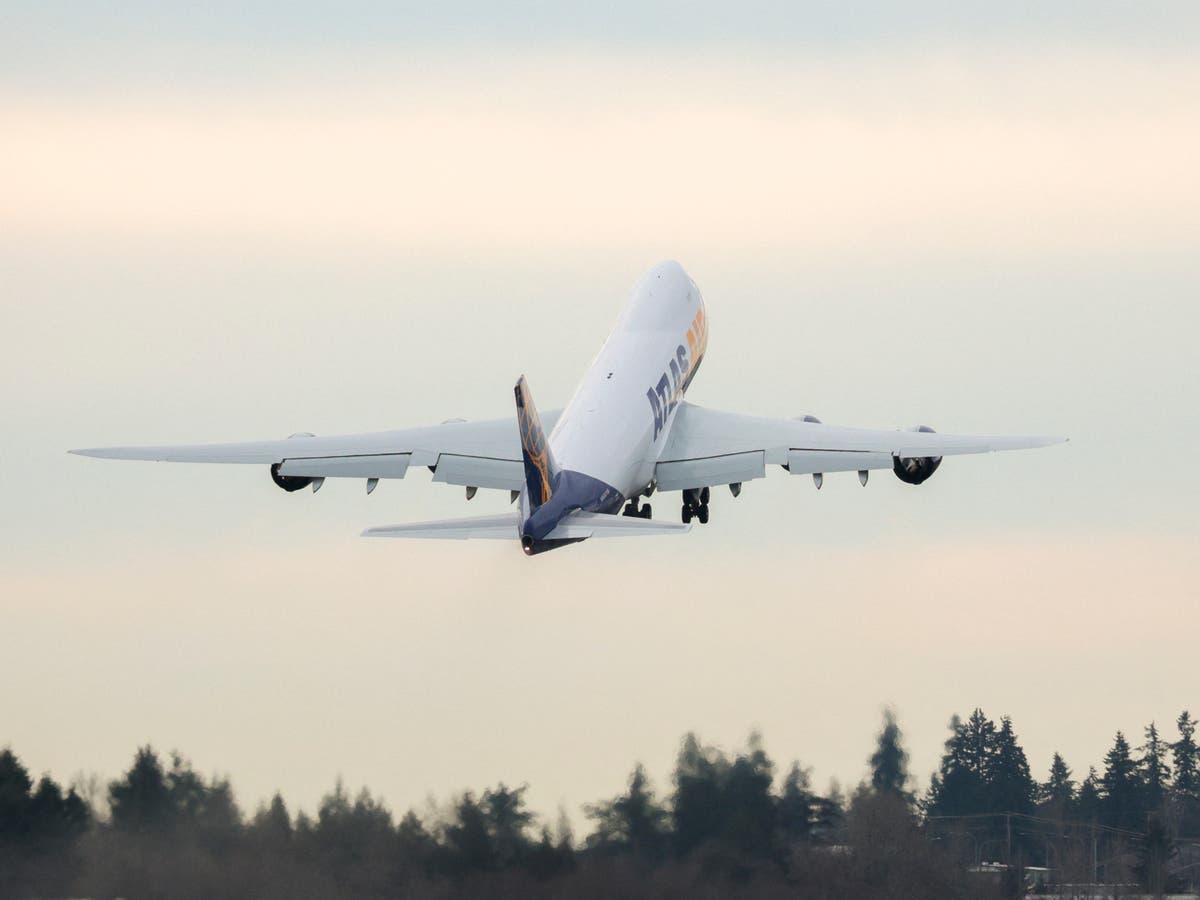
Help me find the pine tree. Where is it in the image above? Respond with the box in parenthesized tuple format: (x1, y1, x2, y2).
(670, 733, 723, 855)
(869, 708, 912, 802)
(1041, 753, 1075, 808)
(1077, 767, 1102, 823)
(777, 762, 814, 841)
(1172, 711, 1199, 802)
(988, 716, 1035, 816)
(1101, 731, 1143, 831)
(108, 746, 173, 833)
(719, 733, 777, 854)
(1139, 722, 1172, 814)
(585, 763, 668, 859)
(811, 779, 845, 842)
(1173, 711, 1200, 838)
(925, 710, 993, 818)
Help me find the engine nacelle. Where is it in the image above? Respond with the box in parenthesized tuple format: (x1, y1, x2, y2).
(270, 432, 318, 492)
(270, 462, 313, 493)
(893, 425, 942, 485)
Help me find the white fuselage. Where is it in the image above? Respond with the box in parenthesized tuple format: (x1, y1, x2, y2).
(547, 260, 708, 500)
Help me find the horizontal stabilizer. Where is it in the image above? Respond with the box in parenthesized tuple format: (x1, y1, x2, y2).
(362, 513, 521, 540)
(544, 511, 691, 539)
(362, 510, 691, 541)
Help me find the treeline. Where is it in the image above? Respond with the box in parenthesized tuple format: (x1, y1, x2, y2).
(2, 709, 1198, 898)
(924, 709, 1200, 893)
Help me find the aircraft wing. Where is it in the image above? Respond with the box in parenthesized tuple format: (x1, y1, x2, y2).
(655, 401, 1066, 490)
(69, 412, 561, 493)
(362, 510, 690, 540)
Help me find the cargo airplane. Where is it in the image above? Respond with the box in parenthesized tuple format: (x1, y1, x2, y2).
(72, 261, 1065, 554)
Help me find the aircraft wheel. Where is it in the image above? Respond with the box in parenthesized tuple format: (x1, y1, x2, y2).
(640, 504, 652, 519)
(700, 487, 711, 504)
(682, 506, 692, 524)
(698, 504, 710, 524)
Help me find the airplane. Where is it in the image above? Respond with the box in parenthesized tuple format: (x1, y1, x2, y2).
(71, 261, 1066, 555)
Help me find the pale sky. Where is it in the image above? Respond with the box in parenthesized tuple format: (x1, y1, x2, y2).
(3, 3, 1199, 827)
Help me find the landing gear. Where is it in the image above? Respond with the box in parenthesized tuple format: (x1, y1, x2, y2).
(623, 497, 653, 519)
(681, 487, 711, 524)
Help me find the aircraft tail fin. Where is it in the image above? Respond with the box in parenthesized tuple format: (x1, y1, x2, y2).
(514, 375, 558, 510)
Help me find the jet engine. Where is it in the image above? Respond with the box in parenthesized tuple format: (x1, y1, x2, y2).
(893, 425, 943, 485)
(270, 462, 313, 492)
(270, 432, 317, 492)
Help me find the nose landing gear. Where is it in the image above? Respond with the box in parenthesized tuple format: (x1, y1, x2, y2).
(681, 487, 710, 524)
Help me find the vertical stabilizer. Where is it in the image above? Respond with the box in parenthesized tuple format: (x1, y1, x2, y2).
(514, 375, 559, 510)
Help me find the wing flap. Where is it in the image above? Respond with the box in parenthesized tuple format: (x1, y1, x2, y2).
(662, 402, 1066, 473)
(70, 411, 563, 489)
(655, 451, 766, 491)
(431, 454, 524, 491)
(278, 454, 411, 479)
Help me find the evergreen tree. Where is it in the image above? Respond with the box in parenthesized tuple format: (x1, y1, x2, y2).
(1076, 767, 1102, 823)
(718, 733, 777, 855)
(1101, 731, 1143, 831)
(988, 717, 1035, 816)
(925, 710, 993, 817)
(443, 792, 493, 873)
(108, 746, 173, 833)
(811, 779, 845, 842)
(0, 748, 34, 844)
(1173, 711, 1200, 837)
(670, 733, 724, 855)
(585, 763, 668, 859)
(1040, 753, 1075, 808)
(777, 762, 814, 841)
(251, 792, 292, 847)
(482, 783, 533, 866)
(395, 809, 436, 875)
(869, 708, 912, 801)
(1172, 711, 1199, 802)
(1139, 722, 1172, 814)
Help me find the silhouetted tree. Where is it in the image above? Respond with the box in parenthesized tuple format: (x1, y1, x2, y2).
(718, 732, 777, 855)
(1174, 711, 1199, 800)
(482, 783, 533, 867)
(671, 732, 724, 855)
(0, 749, 35, 844)
(811, 779, 846, 842)
(926, 710, 992, 818)
(1173, 710, 1200, 836)
(108, 746, 172, 834)
(988, 716, 1035, 817)
(777, 762, 814, 842)
(1040, 752, 1075, 809)
(395, 809, 436, 875)
(585, 763, 668, 859)
(1140, 721, 1172, 814)
(1101, 731, 1142, 831)
(442, 791, 493, 873)
(1076, 766, 1102, 823)
(251, 792, 293, 847)
(869, 708, 912, 802)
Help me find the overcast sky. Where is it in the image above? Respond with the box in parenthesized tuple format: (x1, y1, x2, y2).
(3, 3, 1199, 826)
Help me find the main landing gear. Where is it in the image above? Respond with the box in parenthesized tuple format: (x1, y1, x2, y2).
(622, 497, 653, 519)
(682, 487, 710, 524)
